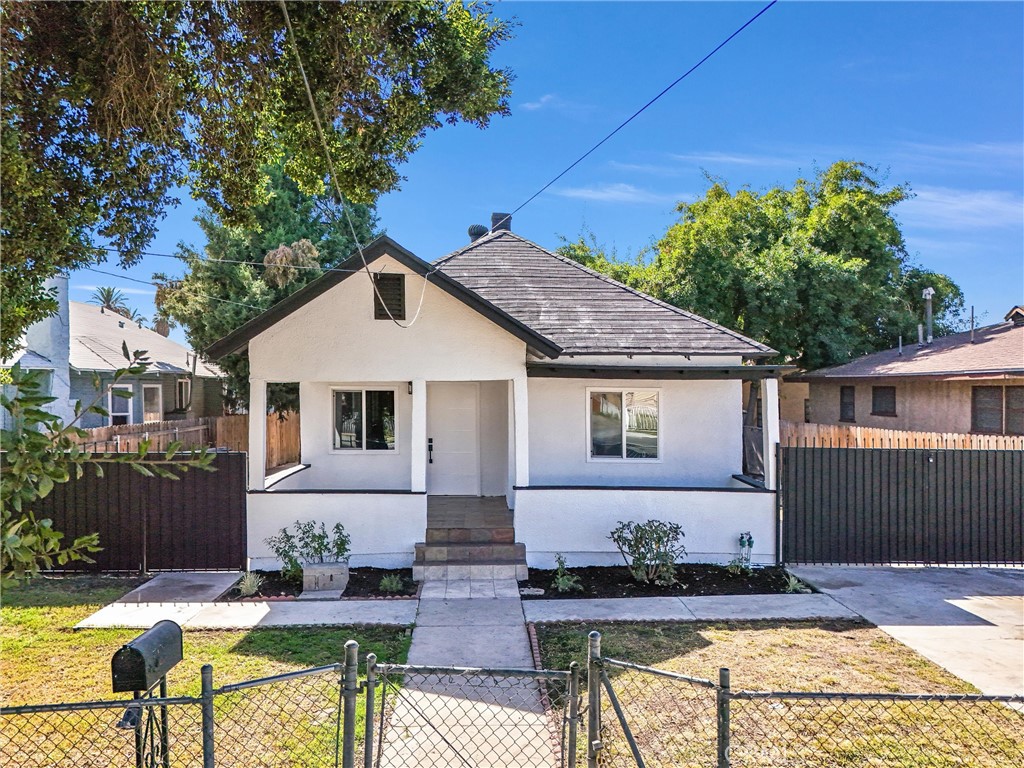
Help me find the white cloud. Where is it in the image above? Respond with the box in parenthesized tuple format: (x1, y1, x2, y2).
(522, 94, 559, 111)
(552, 183, 687, 205)
(899, 186, 1024, 230)
(669, 150, 796, 167)
(520, 93, 595, 117)
(894, 140, 1024, 173)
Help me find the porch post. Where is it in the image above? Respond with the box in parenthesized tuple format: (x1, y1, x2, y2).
(512, 375, 530, 487)
(761, 377, 780, 491)
(248, 379, 267, 491)
(410, 379, 427, 493)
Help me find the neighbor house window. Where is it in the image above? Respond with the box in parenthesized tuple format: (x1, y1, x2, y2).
(176, 378, 191, 410)
(589, 390, 659, 459)
(333, 390, 396, 450)
(373, 273, 405, 320)
(839, 386, 856, 423)
(972, 386, 1024, 435)
(109, 384, 133, 426)
(871, 386, 897, 417)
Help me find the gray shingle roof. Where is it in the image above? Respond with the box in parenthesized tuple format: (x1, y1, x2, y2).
(435, 231, 775, 358)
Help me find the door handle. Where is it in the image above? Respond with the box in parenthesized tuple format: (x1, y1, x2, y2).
(427, 438, 433, 464)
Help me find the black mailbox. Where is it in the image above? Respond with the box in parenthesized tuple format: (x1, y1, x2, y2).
(111, 620, 183, 693)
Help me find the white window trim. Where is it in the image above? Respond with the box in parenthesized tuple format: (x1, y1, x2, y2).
(176, 377, 191, 410)
(585, 387, 662, 463)
(108, 384, 133, 426)
(142, 383, 163, 423)
(330, 387, 400, 455)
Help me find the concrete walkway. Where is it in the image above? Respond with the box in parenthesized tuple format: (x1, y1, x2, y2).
(792, 566, 1024, 696)
(114, 572, 240, 603)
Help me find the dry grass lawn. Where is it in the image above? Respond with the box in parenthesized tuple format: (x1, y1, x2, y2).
(537, 621, 1023, 767)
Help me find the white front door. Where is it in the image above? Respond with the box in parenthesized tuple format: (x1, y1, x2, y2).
(426, 382, 480, 495)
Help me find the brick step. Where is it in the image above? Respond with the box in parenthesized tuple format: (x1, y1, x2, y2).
(414, 542, 526, 563)
(425, 527, 516, 545)
(413, 562, 529, 582)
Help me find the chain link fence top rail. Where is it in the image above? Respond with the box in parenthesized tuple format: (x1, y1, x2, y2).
(373, 663, 572, 768)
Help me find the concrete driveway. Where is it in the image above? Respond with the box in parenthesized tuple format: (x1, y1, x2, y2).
(792, 566, 1024, 696)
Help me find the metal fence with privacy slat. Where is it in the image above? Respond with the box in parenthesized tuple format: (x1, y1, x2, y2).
(779, 446, 1024, 565)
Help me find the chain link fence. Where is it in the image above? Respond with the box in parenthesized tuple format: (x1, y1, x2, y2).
(3, 629, 1022, 767)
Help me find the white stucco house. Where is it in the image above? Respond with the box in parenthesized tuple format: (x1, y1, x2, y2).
(207, 214, 786, 578)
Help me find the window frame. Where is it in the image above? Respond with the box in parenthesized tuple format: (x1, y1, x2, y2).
(108, 383, 133, 426)
(972, 385, 1024, 436)
(870, 385, 897, 417)
(839, 385, 856, 423)
(585, 387, 662, 463)
(330, 387, 399, 454)
(143, 383, 164, 423)
(176, 378, 191, 411)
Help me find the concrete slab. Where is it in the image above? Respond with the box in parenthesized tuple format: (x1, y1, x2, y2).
(415, 598, 526, 628)
(680, 594, 859, 621)
(793, 566, 1024, 696)
(75, 602, 210, 629)
(408, 623, 534, 667)
(524, 596, 693, 623)
(116, 572, 240, 603)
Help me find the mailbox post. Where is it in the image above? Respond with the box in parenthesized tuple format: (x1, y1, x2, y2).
(112, 620, 183, 768)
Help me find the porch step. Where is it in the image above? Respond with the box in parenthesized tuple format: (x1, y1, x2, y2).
(425, 527, 516, 545)
(413, 562, 530, 582)
(415, 542, 525, 562)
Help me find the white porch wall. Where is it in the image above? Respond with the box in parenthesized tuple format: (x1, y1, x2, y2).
(516, 488, 775, 567)
(247, 492, 425, 569)
(526, 378, 743, 486)
(248, 254, 527, 382)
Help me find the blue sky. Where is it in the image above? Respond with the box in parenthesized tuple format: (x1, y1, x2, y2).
(75, 1, 1023, 344)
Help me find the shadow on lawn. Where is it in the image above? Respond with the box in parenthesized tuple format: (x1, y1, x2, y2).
(2, 574, 149, 609)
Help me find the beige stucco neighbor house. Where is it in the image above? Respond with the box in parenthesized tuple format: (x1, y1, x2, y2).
(207, 215, 787, 577)
(790, 306, 1024, 435)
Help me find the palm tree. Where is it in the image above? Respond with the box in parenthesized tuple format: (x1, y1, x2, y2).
(89, 286, 129, 315)
(123, 307, 148, 326)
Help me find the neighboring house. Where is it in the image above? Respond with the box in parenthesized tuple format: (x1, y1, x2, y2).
(789, 306, 1024, 435)
(207, 214, 787, 574)
(2, 276, 223, 430)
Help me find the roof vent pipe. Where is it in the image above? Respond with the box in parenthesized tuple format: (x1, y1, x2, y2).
(922, 286, 935, 344)
(970, 306, 975, 343)
(490, 212, 512, 232)
(917, 324, 924, 347)
(468, 224, 488, 243)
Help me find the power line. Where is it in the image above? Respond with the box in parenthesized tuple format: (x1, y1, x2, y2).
(83, 267, 266, 311)
(500, 0, 778, 228)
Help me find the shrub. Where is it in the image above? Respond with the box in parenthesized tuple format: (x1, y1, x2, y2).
(551, 553, 582, 593)
(379, 574, 405, 594)
(237, 571, 265, 597)
(265, 520, 351, 583)
(609, 520, 686, 585)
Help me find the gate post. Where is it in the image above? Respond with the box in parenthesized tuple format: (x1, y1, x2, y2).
(716, 668, 731, 768)
(341, 640, 359, 768)
(363, 653, 377, 768)
(568, 661, 580, 768)
(200, 664, 215, 768)
(587, 631, 602, 768)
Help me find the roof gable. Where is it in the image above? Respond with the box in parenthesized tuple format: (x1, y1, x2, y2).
(205, 235, 562, 359)
(435, 231, 775, 358)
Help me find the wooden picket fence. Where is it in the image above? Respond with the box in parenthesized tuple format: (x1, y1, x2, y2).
(781, 420, 1024, 450)
(72, 412, 301, 468)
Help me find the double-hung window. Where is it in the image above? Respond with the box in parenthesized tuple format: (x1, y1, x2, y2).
(588, 390, 659, 459)
(972, 386, 1024, 435)
(109, 384, 133, 426)
(333, 389, 396, 451)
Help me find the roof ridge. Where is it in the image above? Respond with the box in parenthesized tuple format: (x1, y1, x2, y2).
(440, 231, 773, 355)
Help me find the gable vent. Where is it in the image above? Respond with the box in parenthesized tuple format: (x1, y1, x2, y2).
(373, 273, 406, 320)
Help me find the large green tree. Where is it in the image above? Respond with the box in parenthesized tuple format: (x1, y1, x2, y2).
(155, 165, 377, 410)
(561, 162, 964, 370)
(1, 0, 513, 358)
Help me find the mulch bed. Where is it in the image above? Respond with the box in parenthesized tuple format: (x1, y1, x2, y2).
(520, 564, 803, 600)
(220, 568, 418, 601)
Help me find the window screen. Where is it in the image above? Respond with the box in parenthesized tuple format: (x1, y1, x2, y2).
(971, 387, 1003, 434)
(871, 386, 897, 416)
(839, 386, 856, 423)
(1005, 387, 1024, 435)
(110, 385, 132, 426)
(373, 274, 405, 320)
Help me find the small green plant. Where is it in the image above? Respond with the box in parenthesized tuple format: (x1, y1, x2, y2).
(379, 573, 405, 594)
(726, 531, 755, 576)
(609, 520, 686, 586)
(237, 571, 265, 597)
(784, 573, 812, 594)
(551, 553, 583, 593)
(264, 520, 351, 583)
